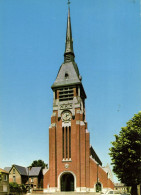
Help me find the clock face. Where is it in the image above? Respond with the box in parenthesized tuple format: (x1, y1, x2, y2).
(62, 111, 71, 122)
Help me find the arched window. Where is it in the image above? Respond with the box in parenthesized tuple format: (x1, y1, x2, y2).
(96, 182, 102, 192)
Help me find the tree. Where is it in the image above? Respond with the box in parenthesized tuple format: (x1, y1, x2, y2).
(30, 159, 48, 169)
(109, 112, 141, 195)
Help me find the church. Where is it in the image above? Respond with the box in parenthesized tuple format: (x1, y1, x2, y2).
(43, 5, 114, 193)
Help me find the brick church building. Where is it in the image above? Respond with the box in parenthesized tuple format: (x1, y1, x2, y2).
(43, 6, 114, 193)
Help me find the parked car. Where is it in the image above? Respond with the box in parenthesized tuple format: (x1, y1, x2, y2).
(102, 190, 122, 195)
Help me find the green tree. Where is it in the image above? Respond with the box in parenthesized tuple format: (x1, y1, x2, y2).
(109, 112, 141, 195)
(30, 159, 48, 169)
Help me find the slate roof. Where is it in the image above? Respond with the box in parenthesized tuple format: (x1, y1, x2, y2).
(5, 165, 42, 176)
(28, 167, 42, 176)
(90, 146, 102, 166)
(14, 165, 27, 176)
(52, 61, 81, 89)
(4, 167, 11, 172)
(51, 6, 87, 101)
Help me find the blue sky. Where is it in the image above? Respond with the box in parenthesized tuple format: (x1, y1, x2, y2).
(0, 0, 141, 183)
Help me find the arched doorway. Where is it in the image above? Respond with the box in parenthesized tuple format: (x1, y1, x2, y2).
(60, 173, 74, 191)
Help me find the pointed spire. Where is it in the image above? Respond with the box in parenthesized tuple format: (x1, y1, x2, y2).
(64, 2, 75, 63)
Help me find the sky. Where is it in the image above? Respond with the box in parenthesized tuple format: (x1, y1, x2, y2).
(0, 0, 141, 183)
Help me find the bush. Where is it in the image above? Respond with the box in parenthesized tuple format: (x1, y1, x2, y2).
(9, 182, 27, 194)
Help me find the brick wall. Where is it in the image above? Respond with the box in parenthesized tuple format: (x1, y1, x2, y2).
(9, 167, 21, 184)
(43, 170, 50, 188)
(44, 92, 114, 191)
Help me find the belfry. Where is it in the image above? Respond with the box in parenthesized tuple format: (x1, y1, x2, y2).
(44, 4, 114, 193)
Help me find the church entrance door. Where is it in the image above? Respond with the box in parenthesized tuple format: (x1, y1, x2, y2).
(60, 173, 74, 191)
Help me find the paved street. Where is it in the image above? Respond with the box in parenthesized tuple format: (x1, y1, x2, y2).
(29, 192, 100, 195)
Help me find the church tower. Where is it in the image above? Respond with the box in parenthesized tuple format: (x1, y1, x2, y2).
(44, 5, 114, 193)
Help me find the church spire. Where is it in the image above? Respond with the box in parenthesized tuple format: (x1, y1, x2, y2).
(64, 2, 75, 63)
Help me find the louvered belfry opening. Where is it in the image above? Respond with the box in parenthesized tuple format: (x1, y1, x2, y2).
(62, 126, 71, 160)
(59, 87, 74, 101)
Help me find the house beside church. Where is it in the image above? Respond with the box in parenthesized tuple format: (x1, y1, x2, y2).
(4, 164, 43, 189)
(43, 5, 114, 193)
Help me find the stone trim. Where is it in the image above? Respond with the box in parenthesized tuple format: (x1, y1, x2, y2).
(62, 122, 71, 127)
(49, 123, 56, 129)
(43, 187, 58, 192)
(62, 158, 72, 162)
(76, 120, 85, 126)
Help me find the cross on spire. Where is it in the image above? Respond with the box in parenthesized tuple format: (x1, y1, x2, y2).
(67, 0, 71, 6)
